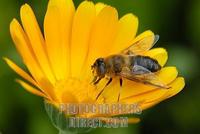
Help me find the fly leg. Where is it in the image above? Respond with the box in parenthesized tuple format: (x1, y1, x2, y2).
(117, 78, 123, 102)
(93, 77, 102, 85)
(96, 78, 112, 101)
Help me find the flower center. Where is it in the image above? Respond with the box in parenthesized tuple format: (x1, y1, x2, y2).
(54, 78, 96, 103)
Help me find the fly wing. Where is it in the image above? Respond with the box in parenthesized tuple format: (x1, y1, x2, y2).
(121, 35, 159, 55)
(119, 65, 170, 89)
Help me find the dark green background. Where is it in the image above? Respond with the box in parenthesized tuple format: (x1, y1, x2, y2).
(0, 0, 199, 134)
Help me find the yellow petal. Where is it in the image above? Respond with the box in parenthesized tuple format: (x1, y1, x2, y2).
(44, 0, 75, 80)
(145, 48, 168, 67)
(140, 77, 185, 110)
(110, 13, 138, 54)
(102, 66, 178, 103)
(139, 99, 160, 111)
(3, 57, 38, 87)
(37, 78, 58, 101)
(10, 19, 45, 84)
(10, 19, 56, 100)
(16, 79, 48, 99)
(128, 118, 140, 123)
(156, 66, 178, 84)
(20, 4, 55, 83)
(122, 76, 184, 106)
(95, 2, 106, 15)
(100, 117, 140, 124)
(84, 6, 118, 77)
(166, 77, 185, 98)
(70, 1, 95, 77)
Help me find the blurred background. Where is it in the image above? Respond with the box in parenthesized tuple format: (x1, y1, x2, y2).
(0, 0, 200, 134)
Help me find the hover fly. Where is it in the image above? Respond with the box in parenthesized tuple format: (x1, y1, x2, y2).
(91, 34, 170, 102)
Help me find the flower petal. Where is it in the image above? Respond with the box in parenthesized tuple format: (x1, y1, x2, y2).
(16, 79, 48, 99)
(3, 57, 37, 87)
(145, 48, 168, 67)
(156, 66, 178, 84)
(20, 4, 55, 83)
(10, 19, 56, 100)
(128, 118, 141, 123)
(120, 75, 183, 105)
(110, 13, 138, 54)
(70, 1, 95, 77)
(166, 77, 185, 98)
(140, 77, 185, 110)
(44, 0, 75, 80)
(100, 117, 140, 124)
(10, 19, 45, 84)
(102, 67, 178, 103)
(86, 6, 118, 69)
(95, 2, 106, 15)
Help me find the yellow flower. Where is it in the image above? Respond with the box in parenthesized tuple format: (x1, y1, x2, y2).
(4, 0, 184, 126)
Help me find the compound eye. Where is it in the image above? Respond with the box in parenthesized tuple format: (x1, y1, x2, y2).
(99, 64, 106, 75)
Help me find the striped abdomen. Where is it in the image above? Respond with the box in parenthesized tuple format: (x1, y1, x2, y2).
(130, 55, 161, 72)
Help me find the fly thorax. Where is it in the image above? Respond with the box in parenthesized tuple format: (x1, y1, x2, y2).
(105, 55, 125, 74)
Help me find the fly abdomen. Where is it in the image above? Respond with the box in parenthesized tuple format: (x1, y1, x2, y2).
(131, 55, 161, 72)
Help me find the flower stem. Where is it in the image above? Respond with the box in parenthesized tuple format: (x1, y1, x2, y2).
(59, 130, 77, 134)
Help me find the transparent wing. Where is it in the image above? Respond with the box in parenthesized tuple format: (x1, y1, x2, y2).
(121, 34, 159, 55)
(119, 65, 170, 89)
